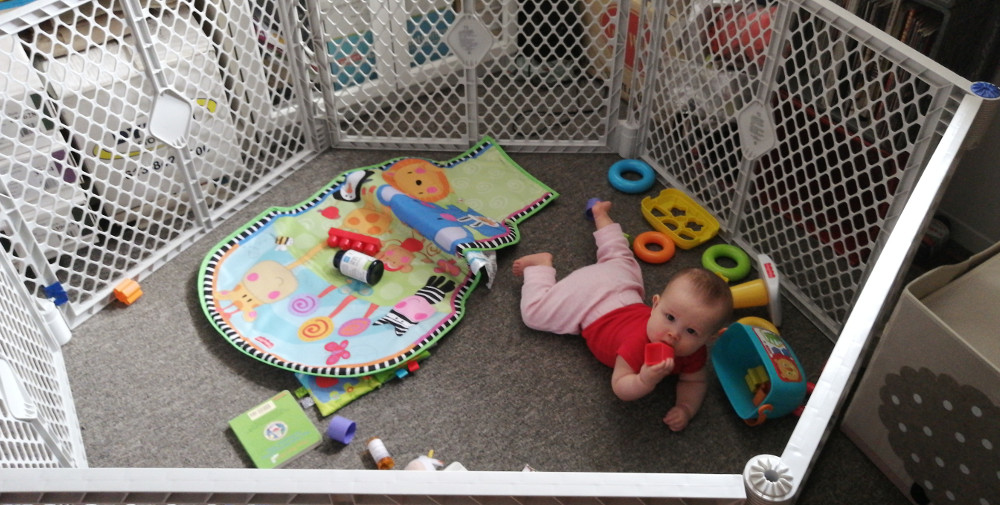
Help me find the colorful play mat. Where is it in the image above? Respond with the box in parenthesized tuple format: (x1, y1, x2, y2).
(199, 138, 557, 377)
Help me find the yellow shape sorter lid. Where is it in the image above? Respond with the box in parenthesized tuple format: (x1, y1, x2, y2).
(640, 188, 720, 249)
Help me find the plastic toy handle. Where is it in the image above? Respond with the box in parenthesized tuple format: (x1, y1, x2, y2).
(744, 404, 773, 427)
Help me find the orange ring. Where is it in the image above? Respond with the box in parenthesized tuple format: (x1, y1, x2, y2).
(633, 231, 675, 264)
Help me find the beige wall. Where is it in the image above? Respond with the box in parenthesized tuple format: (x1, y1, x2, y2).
(939, 67, 1000, 253)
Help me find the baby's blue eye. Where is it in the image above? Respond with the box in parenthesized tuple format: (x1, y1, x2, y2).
(666, 314, 675, 321)
(686, 328, 698, 336)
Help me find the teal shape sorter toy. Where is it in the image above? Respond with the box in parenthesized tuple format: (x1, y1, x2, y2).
(712, 322, 807, 425)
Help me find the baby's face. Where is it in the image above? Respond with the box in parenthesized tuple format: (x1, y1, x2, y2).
(646, 276, 723, 357)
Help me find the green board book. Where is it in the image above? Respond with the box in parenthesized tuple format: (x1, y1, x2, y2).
(229, 390, 322, 468)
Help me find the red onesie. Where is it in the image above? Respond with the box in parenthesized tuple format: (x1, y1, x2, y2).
(582, 303, 707, 374)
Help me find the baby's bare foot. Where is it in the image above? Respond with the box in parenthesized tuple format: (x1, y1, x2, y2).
(512, 252, 553, 276)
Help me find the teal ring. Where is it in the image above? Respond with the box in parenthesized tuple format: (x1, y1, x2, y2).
(608, 159, 655, 194)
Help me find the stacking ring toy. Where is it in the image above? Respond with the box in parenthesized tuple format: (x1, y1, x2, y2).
(608, 159, 656, 194)
(736, 316, 780, 335)
(702, 244, 751, 282)
(633, 231, 675, 264)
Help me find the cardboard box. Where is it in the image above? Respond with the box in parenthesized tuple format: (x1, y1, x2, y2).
(582, 0, 680, 100)
(22, 0, 179, 58)
(37, 8, 241, 225)
(1, 34, 93, 260)
(0, 35, 58, 153)
(0, 148, 95, 260)
(842, 242, 1000, 505)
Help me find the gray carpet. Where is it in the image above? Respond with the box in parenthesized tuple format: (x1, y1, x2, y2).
(64, 147, 909, 504)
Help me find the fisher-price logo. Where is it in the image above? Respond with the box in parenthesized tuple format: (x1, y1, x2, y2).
(335, 52, 365, 66)
(764, 262, 776, 279)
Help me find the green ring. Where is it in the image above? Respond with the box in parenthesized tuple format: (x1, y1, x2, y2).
(701, 244, 751, 282)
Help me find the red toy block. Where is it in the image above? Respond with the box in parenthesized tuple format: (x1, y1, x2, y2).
(327, 227, 383, 256)
(644, 342, 674, 366)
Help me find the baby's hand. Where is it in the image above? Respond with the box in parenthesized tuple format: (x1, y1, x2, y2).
(663, 404, 692, 431)
(639, 358, 674, 386)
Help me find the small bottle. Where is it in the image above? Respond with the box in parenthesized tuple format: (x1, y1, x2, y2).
(333, 249, 385, 285)
(366, 437, 395, 470)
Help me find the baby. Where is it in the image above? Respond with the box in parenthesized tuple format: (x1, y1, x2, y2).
(513, 200, 733, 431)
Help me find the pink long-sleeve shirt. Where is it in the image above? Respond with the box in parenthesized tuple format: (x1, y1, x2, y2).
(519, 223, 645, 334)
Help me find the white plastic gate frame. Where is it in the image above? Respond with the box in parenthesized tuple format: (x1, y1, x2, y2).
(0, 101, 979, 505)
(0, 0, 991, 502)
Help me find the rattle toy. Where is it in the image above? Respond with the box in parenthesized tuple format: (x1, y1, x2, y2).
(327, 227, 382, 256)
(702, 244, 752, 282)
(730, 254, 782, 327)
(608, 159, 656, 194)
(632, 231, 675, 264)
(44, 282, 69, 306)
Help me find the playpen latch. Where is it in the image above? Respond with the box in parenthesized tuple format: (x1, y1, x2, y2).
(737, 101, 777, 160)
(444, 14, 494, 67)
(148, 88, 193, 150)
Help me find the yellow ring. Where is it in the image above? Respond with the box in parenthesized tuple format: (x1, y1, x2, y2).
(633, 231, 676, 264)
(737, 316, 780, 335)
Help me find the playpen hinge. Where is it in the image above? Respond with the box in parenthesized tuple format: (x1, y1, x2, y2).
(35, 298, 73, 349)
(743, 454, 797, 505)
(611, 119, 641, 158)
(119, 0, 213, 227)
(961, 81, 1000, 151)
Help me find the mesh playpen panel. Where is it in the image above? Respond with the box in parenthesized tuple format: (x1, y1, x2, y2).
(0, 0, 989, 501)
(639, 1, 969, 336)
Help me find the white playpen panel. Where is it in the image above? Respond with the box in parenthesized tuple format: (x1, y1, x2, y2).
(619, 0, 975, 337)
(0, 229, 87, 469)
(312, 0, 624, 151)
(0, 0, 992, 502)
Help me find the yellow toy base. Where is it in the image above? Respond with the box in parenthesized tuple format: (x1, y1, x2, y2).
(640, 188, 720, 249)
